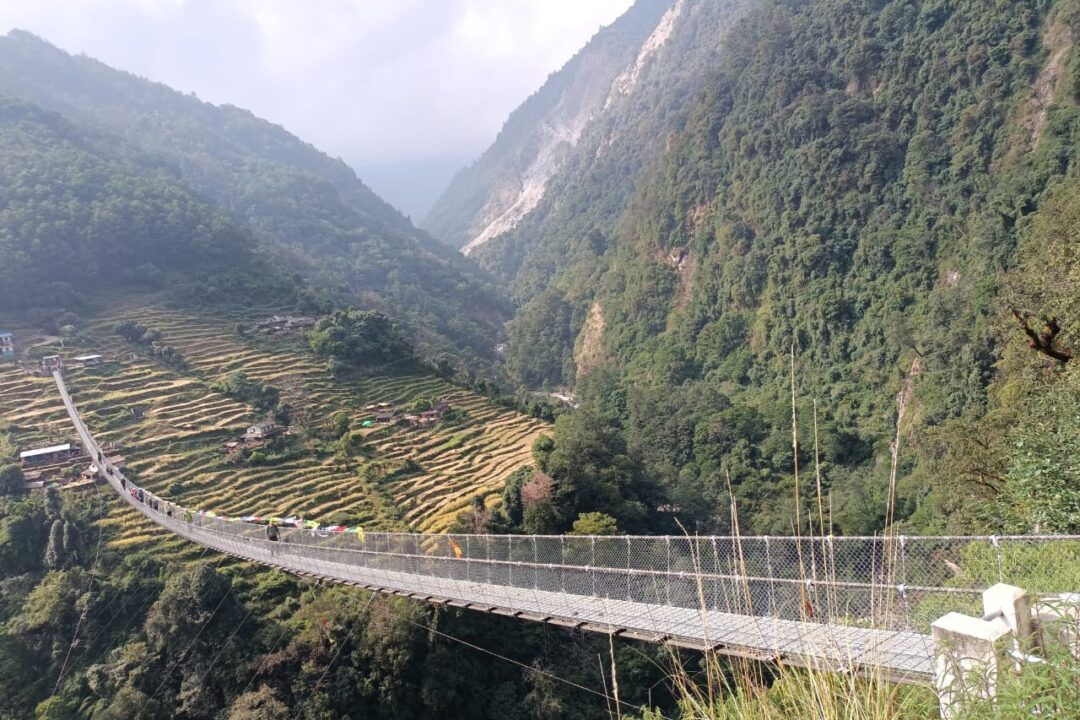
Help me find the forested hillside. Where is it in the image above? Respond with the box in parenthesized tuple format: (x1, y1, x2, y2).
(0, 97, 292, 313)
(464, 0, 753, 289)
(0, 30, 510, 367)
(482, 0, 1080, 536)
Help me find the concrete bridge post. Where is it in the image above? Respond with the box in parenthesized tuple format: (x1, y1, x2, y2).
(931, 583, 1032, 719)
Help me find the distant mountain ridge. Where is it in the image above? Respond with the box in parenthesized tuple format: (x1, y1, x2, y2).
(0, 30, 510, 365)
(422, 0, 679, 252)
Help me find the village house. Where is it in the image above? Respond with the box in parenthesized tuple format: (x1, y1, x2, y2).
(73, 354, 104, 367)
(19, 443, 80, 468)
(254, 315, 288, 331)
(254, 315, 317, 333)
(415, 399, 451, 424)
(245, 420, 283, 442)
(375, 411, 399, 424)
(0, 331, 13, 360)
(284, 315, 316, 329)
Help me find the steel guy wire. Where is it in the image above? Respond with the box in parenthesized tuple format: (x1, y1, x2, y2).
(51, 527, 104, 696)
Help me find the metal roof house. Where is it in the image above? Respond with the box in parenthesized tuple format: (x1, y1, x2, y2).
(19, 443, 78, 467)
(73, 354, 104, 366)
(0, 332, 13, 360)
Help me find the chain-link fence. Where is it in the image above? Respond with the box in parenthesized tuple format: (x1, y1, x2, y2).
(55, 373, 1080, 678)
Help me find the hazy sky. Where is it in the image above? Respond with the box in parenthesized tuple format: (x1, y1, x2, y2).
(0, 0, 634, 218)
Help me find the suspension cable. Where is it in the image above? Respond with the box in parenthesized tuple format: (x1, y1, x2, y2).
(291, 590, 379, 719)
(51, 528, 104, 696)
(401, 615, 669, 719)
(142, 564, 237, 711)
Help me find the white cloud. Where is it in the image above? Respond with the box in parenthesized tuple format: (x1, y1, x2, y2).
(0, 0, 634, 166)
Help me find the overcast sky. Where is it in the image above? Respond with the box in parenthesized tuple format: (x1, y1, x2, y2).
(0, 0, 634, 218)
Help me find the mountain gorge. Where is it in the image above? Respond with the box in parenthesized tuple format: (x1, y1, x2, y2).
(423, 0, 683, 253)
(435, 0, 1080, 534)
(3, 2, 1080, 717)
(0, 30, 510, 367)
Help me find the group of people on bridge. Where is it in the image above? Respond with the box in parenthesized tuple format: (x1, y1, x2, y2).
(101, 450, 365, 547)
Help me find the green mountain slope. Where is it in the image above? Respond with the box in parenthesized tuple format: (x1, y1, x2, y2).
(491, 0, 1080, 533)
(461, 0, 754, 287)
(0, 97, 289, 312)
(0, 30, 510, 365)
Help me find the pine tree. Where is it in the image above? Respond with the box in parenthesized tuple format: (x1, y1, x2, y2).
(44, 485, 62, 520)
(44, 518, 64, 569)
(62, 520, 82, 566)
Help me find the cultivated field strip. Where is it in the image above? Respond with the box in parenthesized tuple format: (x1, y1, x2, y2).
(4, 301, 547, 554)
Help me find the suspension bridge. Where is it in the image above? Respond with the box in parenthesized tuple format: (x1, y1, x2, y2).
(51, 370, 1076, 687)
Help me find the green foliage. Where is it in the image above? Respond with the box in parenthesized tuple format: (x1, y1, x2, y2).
(1006, 178, 1080, 359)
(0, 97, 283, 311)
(569, 512, 619, 536)
(534, 409, 660, 533)
(114, 320, 188, 369)
(506, 289, 579, 388)
(328, 410, 351, 440)
(953, 616, 1080, 720)
(995, 372, 1080, 532)
(0, 464, 23, 496)
(42, 519, 64, 570)
(0, 31, 511, 365)
(485, 0, 1080, 535)
(227, 686, 290, 720)
(211, 370, 281, 413)
(309, 309, 414, 370)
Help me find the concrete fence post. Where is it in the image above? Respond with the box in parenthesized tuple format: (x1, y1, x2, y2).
(982, 582, 1033, 664)
(1032, 592, 1080, 660)
(932, 611, 1013, 719)
(931, 584, 1030, 719)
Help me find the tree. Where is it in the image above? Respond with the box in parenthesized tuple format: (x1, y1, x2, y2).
(227, 686, 290, 720)
(308, 309, 413, 369)
(0, 464, 22, 495)
(62, 521, 82, 566)
(569, 512, 619, 536)
(329, 411, 351, 440)
(43, 486, 62, 521)
(1007, 181, 1080, 364)
(43, 519, 64, 569)
(535, 410, 655, 533)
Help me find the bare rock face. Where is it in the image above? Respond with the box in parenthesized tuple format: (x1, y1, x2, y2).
(424, 0, 679, 253)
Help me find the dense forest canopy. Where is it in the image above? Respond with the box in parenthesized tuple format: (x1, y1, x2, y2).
(486, 0, 1080, 536)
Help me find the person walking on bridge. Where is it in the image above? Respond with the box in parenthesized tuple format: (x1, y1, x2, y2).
(266, 521, 281, 556)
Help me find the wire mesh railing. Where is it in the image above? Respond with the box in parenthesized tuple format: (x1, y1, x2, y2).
(53, 371, 1080, 673)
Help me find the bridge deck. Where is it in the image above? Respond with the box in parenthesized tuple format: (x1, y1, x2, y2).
(53, 370, 935, 682)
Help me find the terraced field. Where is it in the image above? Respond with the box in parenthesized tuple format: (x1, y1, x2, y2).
(0, 299, 548, 560)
